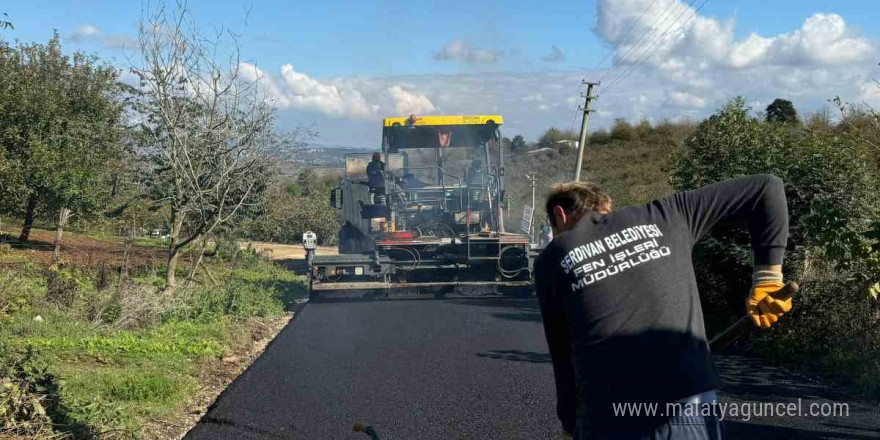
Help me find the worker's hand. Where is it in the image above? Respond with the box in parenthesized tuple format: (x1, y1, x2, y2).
(746, 281, 792, 329)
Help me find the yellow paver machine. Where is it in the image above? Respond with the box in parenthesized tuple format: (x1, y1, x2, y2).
(308, 115, 534, 300)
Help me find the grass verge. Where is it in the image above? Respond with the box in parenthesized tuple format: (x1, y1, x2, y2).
(0, 238, 306, 439)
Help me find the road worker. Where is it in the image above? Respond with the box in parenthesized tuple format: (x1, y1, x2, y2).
(535, 174, 793, 439)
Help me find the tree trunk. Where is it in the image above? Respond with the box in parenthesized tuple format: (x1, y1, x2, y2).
(164, 209, 186, 292)
(53, 208, 71, 259)
(110, 174, 119, 198)
(184, 236, 209, 289)
(18, 193, 38, 242)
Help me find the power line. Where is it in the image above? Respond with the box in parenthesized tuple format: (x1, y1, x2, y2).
(603, 0, 711, 95)
(600, 0, 695, 90)
(596, 0, 681, 85)
(589, 0, 660, 83)
(567, 0, 663, 132)
(603, 0, 710, 96)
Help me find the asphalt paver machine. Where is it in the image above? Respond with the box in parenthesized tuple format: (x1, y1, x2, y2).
(308, 115, 534, 299)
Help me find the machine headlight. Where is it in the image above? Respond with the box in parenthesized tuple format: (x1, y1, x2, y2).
(354, 266, 364, 275)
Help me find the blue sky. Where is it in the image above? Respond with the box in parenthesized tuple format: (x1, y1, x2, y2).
(3, 0, 880, 147)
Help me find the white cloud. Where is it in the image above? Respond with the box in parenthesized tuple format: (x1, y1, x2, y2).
(584, 1, 878, 125)
(541, 46, 566, 63)
(388, 85, 436, 115)
(68, 24, 138, 50)
(631, 95, 649, 105)
(669, 91, 706, 109)
(71, 25, 100, 39)
(434, 40, 503, 64)
(239, 63, 435, 119)
(595, 1, 876, 71)
(234, 4, 877, 148)
(279, 64, 376, 117)
(860, 80, 880, 105)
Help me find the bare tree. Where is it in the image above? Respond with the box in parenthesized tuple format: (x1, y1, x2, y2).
(0, 12, 12, 30)
(132, 2, 290, 291)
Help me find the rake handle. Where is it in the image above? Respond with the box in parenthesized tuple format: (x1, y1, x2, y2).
(709, 281, 799, 353)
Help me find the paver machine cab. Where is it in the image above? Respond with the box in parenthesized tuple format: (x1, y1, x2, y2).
(309, 115, 534, 299)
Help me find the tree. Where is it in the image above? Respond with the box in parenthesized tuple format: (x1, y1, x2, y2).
(510, 135, 527, 152)
(500, 136, 511, 152)
(610, 118, 636, 141)
(537, 127, 578, 150)
(765, 98, 798, 124)
(241, 174, 340, 245)
(0, 34, 126, 250)
(132, 4, 296, 291)
(670, 97, 880, 389)
(671, 97, 879, 306)
(1, 12, 12, 30)
(634, 119, 652, 139)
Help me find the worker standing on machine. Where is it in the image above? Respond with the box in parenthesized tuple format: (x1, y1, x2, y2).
(535, 175, 793, 439)
(366, 152, 386, 205)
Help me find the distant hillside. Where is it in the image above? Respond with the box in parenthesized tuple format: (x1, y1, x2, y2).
(278, 146, 370, 176)
(503, 120, 694, 234)
(289, 146, 370, 168)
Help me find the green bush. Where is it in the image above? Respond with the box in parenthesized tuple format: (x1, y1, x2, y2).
(181, 279, 285, 319)
(669, 97, 880, 395)
(634, 119, 653, 139)
(240, 174, 341, 245)
(44, 264, 95, 310)
(0, 264, 47, 316)
(0, 344, 58, 435)
(670, 97, 878, 289)
(589, 129, 612, 146)
(610, 118, 636, 142)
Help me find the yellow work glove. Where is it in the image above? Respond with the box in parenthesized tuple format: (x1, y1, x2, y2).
(747, 279, 792, 329)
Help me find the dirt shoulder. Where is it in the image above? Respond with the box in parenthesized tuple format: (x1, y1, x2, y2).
(240, 241, 337, 260)
(1, 228, 166, 269)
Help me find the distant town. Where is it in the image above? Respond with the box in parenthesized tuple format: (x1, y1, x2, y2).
(290, 146, 370, 168)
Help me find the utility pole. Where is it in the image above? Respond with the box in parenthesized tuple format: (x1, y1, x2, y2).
(526, 171, 538, 242)
(574, 81, 599, 182)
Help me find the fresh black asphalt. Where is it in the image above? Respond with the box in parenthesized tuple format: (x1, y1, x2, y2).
(184, 296, 879, 439)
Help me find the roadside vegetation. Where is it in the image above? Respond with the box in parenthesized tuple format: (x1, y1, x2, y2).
(503, 117, 694, 231)
(239, 170, 342, 246)
(0, 4, 312, 439)
(0, 231, 306, 438)
(671, 97, 880, 397)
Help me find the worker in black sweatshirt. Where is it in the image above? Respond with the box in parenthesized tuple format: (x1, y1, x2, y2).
(535, 174, 793, 440)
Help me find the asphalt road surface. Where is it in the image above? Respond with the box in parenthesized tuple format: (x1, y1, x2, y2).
(184, 296, 879, 440)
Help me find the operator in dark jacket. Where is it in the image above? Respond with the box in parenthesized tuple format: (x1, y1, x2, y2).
(535, 174, 793, 439)
(366, 152, 385, 204)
